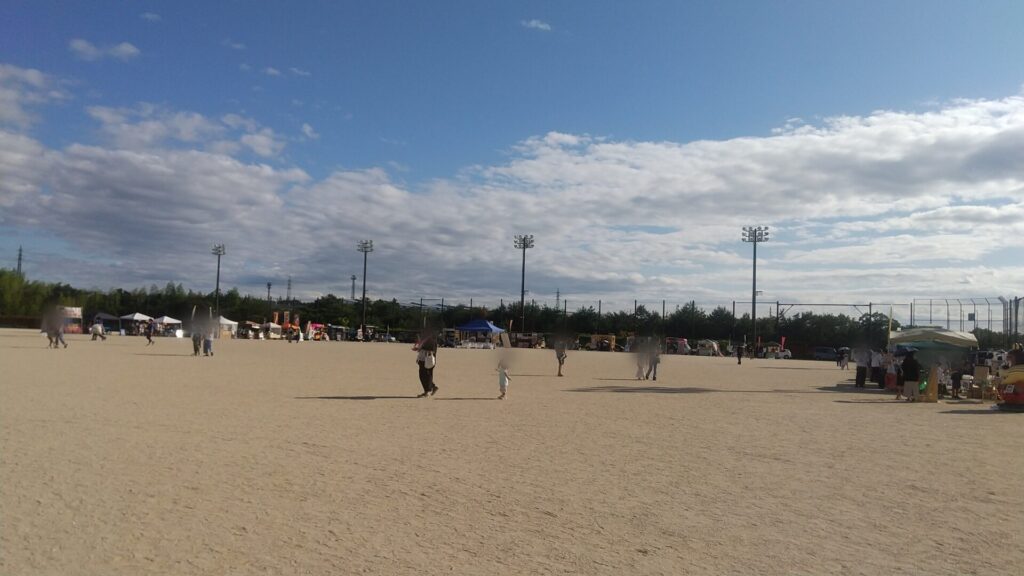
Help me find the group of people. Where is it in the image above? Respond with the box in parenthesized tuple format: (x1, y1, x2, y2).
(410, 332, 577, 400)
(191, 327, 215, 356)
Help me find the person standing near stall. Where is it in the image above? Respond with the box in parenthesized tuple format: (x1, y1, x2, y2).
(901, 351, 922, 402)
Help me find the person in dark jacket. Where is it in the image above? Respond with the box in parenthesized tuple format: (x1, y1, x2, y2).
(901, 351, 922, 402)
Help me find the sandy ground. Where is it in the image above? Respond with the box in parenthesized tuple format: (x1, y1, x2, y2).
(1, 328, 1021, 575)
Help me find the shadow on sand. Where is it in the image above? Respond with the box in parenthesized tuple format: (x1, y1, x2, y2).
(567, 385, 716, 394)
(295, 395, 417, 401)
(817, 383, 889, 395)
(940, 408, 1018, 415)
(434, 397, 500, 401)
(759, 366, 844, 371)
(569, 382, 882, 396)
(133, 352, 193, 357)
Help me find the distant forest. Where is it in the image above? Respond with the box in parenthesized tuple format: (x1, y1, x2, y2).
(0, 269, 1008, 352)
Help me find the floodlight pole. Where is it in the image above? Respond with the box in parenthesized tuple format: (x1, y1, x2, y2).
(741, 227, 769, 354)
(357, 240, 374, 340)
(514, 234, 534, 332)
(212, 244, 226, 318)
(266, 282, 272, 321)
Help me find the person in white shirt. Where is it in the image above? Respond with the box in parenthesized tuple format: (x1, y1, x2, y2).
(854, 348, 868, 387)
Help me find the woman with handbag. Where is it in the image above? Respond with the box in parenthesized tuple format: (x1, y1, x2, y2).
(413, 333, 439, 397)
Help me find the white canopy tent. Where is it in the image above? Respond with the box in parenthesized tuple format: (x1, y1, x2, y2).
(218, 316, 238, 336)
(154, 316, 181, 325)
(120, 312, 153, 322)
(889, 327, 978, 348)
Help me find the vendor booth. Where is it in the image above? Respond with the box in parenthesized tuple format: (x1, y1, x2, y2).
(890, 327, 978, 402)
(217, 316, 238, 338)
(154, 316, 183, 337)
(455, 319, 505, 348)
(93, 312, 120, 333)
(120, 312, 153, 335)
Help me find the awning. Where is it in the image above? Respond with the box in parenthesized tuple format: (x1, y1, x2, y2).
(455, 319, 505, 334)
(889, 327, 978, 348)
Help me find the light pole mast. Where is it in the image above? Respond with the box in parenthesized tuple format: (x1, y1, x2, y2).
(741, 226, 769, 354)
(513, 234, 534, 332)
(211, 244, 226, 319)
(357, 240, 374, 340)
(350, 275, 357, 301)
(266, 282, 272, 322)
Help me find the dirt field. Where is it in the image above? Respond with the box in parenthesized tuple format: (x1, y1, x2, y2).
(1, 328, 1021, 575)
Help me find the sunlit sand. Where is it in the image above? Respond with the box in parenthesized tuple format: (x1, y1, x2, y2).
(1, 329, 1020, 575)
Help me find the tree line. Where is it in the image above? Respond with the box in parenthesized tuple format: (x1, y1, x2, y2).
(0, 268, 1008, 353)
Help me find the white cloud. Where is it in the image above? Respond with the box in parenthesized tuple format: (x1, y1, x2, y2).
(240, 128, 285, 157)
(69, 39, 140, 61)
(289, 67, 311, 77)
(84, 104, 288, 159)
(140, 12, 161, 22)
(263, 67, 281, 76)
(301, 123, 318, 139)
(222, 39, 246, 50)
(2, 73, 1024, 307)
(0, 64, 69, 128)
(521, 19, 552, 31)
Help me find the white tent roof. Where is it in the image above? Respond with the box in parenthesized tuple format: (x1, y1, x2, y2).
(120, 312, 153, 321)
(154, 316, 181, 324)
(218, 316, 238, 326)
(889, 327, 978, 348)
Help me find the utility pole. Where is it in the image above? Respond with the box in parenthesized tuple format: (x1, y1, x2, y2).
(286, 276, 292, 303)
(741, 226, 769, 353)
(350, 275, 356, 301)
(16, 246, 23, 277)
(555, 289, 560, 311)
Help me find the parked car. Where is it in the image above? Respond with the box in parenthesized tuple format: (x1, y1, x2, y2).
(812, 346, 838, 361)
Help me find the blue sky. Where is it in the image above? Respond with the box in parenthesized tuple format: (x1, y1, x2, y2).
(1, 1, 1023, 323)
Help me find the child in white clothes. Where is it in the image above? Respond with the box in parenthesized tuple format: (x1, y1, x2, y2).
(497, 358, 511, 400)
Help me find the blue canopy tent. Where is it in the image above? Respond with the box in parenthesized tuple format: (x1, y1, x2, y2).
(455, 319, 505, 334)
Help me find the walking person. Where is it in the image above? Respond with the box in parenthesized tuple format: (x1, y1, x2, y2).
(90, 321, 107, 341)
(555, 338, 567, 377)
(736, 342, 743, 365)
(191, 328, 203, 356)
(144, 319, 156, 346)
(203, 328, 214, 356)
(635, 340, 647, 380)
(413, 332, 438, 397)
(646, 342, 661, 381)
(839, 349, 849, 370)
(497, 356, 511, 400)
